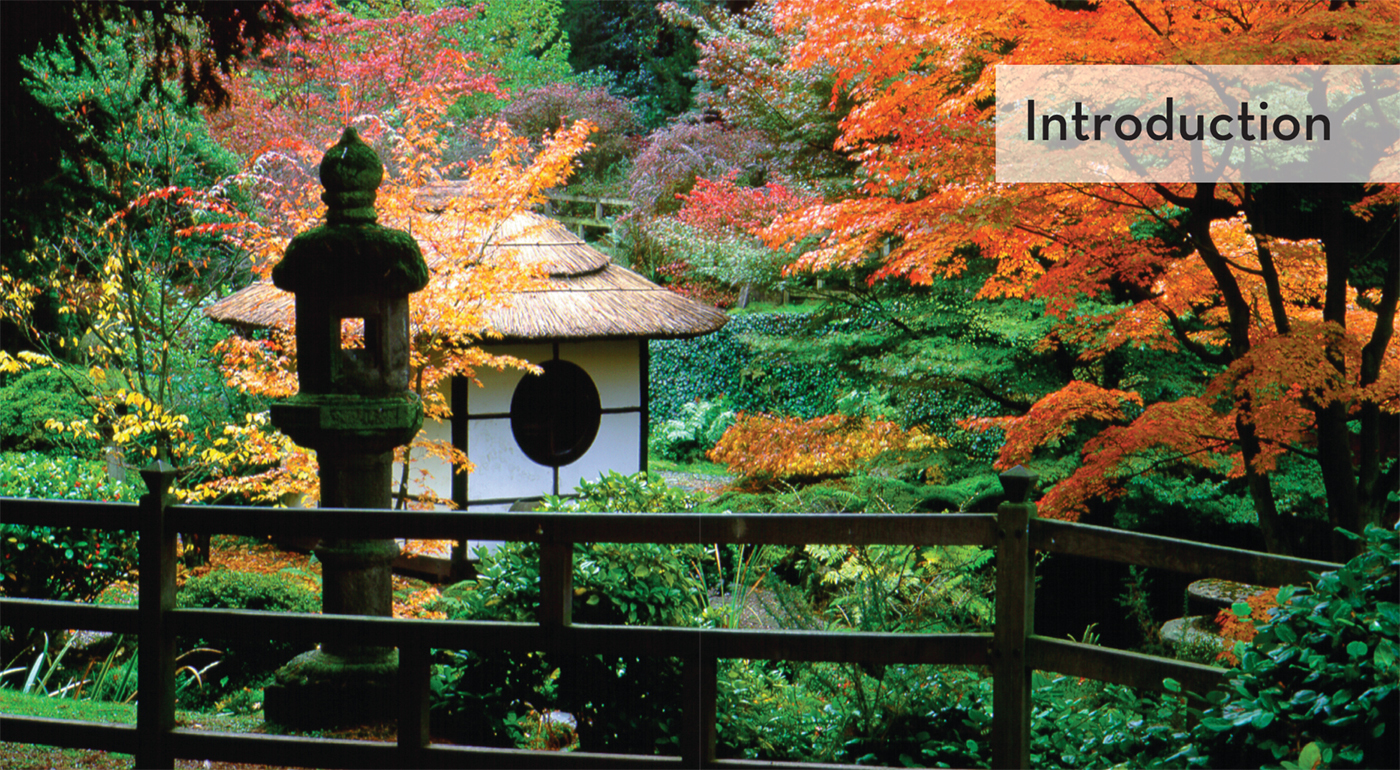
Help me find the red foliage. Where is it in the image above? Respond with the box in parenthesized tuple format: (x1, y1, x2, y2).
(1215, 587, 1281, 665)
(676, 172, 817, 238)
(654, 260, 736, 309)
(761, 0, 1399, 547)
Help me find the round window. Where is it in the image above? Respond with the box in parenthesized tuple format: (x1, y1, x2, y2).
(510, 359, 601, 467)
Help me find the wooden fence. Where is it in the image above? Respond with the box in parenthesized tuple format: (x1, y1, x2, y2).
(542, 193, 634, 237)
(0, 465, 1341, 769)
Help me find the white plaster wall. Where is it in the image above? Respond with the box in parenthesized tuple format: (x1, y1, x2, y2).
(465, 418, 555, 500)
(457, 340, 643, 508)
(465, 343, 551, 414)
(560, 340, 641, 409)
(559, 412, 641, 492)
(407, 412, 454, 507)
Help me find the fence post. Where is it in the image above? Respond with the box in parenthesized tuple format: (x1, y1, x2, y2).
(398, 641, 430, 765)
(137, 460, 178, 770)
(539, 540, 573, 627)
(681, 655, 717, 767)
(992, 465, 1038, 770)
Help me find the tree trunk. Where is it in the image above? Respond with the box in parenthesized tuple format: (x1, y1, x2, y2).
(1238, 415, 1291, 556)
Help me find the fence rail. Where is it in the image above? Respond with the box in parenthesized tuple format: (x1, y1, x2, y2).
(542, 192, 634, 236)
(0, 467, 1341, 769)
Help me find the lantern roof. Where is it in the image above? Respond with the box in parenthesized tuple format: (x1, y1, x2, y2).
(271, 128, 430, 297)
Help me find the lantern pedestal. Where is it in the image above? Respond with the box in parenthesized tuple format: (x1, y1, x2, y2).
(263, 534, 401, 729)
(260, 127, 430, 730)
(263, 647, 400, 728)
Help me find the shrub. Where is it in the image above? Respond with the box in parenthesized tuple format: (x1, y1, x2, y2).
(0, 368, 96, 453)
(0, 453, 142, 602)
(433, 537, 703, 753)
(175, 570, 319, 710)
(496, 83, 640, 178)
(708, 412, 944, 485)
(1184, 524, 1399, 769)
(650, 399, 735, 463)
(433, 474, 706, 754)
(543, 470, 702, 514)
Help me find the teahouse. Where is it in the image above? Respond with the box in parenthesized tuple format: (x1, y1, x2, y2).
(205, 187, 727, 521)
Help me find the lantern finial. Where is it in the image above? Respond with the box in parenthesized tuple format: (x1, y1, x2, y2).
(319, 126, 383, 224)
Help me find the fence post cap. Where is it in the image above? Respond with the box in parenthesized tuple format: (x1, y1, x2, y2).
(138, 460, 178, 497)
(998, 465, 1038, 503)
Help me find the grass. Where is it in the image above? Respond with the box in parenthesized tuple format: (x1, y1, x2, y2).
(727, 299, 818, 316)
(648, 457, 733, 476)
(0, 688, 289, 769)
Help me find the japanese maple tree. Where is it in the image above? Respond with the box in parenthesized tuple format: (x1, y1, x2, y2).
(766, 0, 1398, 557)
(203, 0, 595, 510)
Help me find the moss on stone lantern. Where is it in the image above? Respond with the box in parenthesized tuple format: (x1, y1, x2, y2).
(263, 127, 430, 729)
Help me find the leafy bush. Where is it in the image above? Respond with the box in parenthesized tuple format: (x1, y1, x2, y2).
(1184, 524, 1399, 769)
(651, 399, 735, 463)
(641, 173, 818, 294)
(709, 412, 943, 485)
(0, 369, 97, 453)
(0, 451, 143, 503)
(434, 476, 706, 754)
(649, 311, 853, 425)
(497, 83, 640, 177)
(175, 570, 319, 710)
(1, 453, 142, 602)
(543, 470, 702, 514)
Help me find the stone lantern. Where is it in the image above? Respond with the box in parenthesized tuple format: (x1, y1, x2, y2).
(262, 127, 429, 727)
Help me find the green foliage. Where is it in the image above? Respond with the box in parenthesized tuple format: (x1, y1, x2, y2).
(0, 452, 142, 503)
(561, 0, 699, 127)
(174, 570, 319, 710)
(434, 472, 706, 754)
(715, 658, 837, 761)
(663, 0, 858, 187)
(649, 311, 849, 424)
(1185, 524, 1399, 769)
(0, 369, 96, 453)
(543, 470, 702, 514)
(0, 453, 141, 602)
(1027, 674, 1193, 770)
(447, 0, 575, 117)
(651, 399, 735, 463)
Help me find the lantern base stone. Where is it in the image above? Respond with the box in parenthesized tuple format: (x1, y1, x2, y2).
(263, 647, 399, 729)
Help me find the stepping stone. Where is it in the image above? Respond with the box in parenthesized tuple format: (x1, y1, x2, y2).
(1160, 615, 1229, 655)
(1186, 578, 1268, 617)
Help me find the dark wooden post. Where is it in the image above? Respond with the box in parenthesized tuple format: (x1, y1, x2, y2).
(539, 540, 573, 626)
(992, 465, 1038, 770)
(137, 461, 178, 770)
(681, 655, 717, 767)
(397, 641, 430, 765)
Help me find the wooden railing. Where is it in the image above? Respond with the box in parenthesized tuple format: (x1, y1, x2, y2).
(542, 193, 634, 236)
(0, 465, 1341, 769)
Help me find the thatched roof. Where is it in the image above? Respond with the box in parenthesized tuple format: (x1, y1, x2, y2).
(204, 204, 727, 343)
